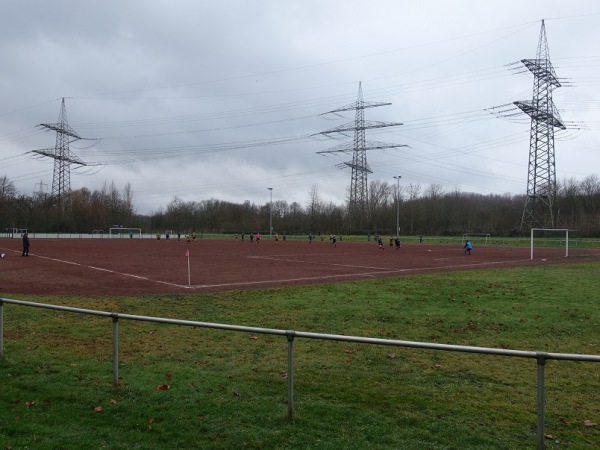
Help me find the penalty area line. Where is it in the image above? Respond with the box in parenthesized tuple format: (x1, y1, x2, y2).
(30, 253, 165, 285)
(249, 255, 394, 271)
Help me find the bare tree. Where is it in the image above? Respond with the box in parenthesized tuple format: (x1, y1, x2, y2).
(406, 182, 421, 234)
(0, 175, 16, 201)
(307, 185, 323, 233)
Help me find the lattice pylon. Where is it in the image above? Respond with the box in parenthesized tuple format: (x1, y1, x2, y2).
(316, 82, 407, 232)
(31, 98, 85, 214)
(515, 20, 566, 229)
(349, 83, 368, 228)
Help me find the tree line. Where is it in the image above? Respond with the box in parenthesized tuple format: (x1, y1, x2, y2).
(1, 175, 599, 237)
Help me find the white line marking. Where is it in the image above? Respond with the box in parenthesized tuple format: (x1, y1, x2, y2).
(250, 255, 392, 270)
(7, 249, 538, 291)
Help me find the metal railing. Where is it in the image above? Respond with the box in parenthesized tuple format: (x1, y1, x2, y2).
(1, 297, 599, 449)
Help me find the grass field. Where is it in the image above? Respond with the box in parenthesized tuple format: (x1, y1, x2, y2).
(1, 262, 600, 448)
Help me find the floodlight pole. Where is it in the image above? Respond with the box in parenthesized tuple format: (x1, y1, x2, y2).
(394, 176, 401, 238)
(268, 187, 273, 239)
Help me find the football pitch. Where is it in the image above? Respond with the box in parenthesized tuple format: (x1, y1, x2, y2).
(1, 237, 598, 295)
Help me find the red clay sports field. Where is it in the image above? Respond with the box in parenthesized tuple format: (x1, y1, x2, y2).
(1, 237, 597, 296)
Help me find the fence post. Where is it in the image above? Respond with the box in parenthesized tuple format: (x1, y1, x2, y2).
(536, 353, 547, 450)
(112, 314, 119, 387)
(0, 300, 4, 357)
(286, 330, 296, 422)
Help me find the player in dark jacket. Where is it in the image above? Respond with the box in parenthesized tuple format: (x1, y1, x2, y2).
(22, 233, 30, 256)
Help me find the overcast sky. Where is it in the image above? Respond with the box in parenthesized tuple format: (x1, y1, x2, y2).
(1, 1, 599, 214)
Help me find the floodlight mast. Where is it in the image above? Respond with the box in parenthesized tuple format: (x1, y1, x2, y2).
(316, 82, 408, 233)
(514, 20, 566, 229)
(394, 176, 401, 238)
(268, 187, 273, 238)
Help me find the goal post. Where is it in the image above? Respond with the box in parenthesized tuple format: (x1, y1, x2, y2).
(530, 228, 570, 260)
(109, 227, 142, 238)
(462, 233, 491, 246)
(11, 228, 28, 238)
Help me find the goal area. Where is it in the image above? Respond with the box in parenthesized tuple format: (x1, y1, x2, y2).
(109, 227, 142, 238)
(462, 233, 490, 246)
(530, 228, 571, 260)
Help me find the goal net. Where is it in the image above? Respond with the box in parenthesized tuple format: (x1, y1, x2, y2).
(462, 233, 490, 246)
(11, 228, 28, 237)
(530, 228, 571, 260)
(109, 227, 142, 238)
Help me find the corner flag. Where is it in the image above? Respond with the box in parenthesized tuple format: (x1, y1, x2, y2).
(185, 247, 191, 286)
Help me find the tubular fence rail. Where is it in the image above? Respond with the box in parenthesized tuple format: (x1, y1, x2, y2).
(1, 297, 600, 449)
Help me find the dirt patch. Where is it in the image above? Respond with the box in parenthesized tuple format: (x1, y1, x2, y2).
(0, 237, 596, 296)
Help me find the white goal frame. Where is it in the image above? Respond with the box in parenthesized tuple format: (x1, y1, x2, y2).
(462, 233, 490, 246)
(530, 228, 571, 260)
(109, 227, 142, 238)
(11, 228, 28, 237)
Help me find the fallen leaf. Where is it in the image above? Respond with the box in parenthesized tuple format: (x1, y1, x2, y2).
(15, 399, 21, 404)
(544, 434, 555, 440)
(31, 436, 37, 443)
(249, 336, 258, 340)
(387, 353, 396, 359)
(25, 401, 35, 408)
(109, 399, 118, 405)
(344, 348, 357, 354)
(166, 373, 172, 381)
(279, 372, 288, 379)
(147, 417, 155, 430)
(584, 419, 597, 427)
(156, 384, 171, 391)
(233, 391, 242, 397)
(94, 406, 103, 413)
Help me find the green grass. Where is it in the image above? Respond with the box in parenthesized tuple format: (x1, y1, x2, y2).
(2, 262, 600, 448)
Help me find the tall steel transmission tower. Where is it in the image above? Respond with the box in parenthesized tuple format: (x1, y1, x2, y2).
(31, 98, 94, 215)
(316, 82, 407, 232)
(514, 20, 566, 229)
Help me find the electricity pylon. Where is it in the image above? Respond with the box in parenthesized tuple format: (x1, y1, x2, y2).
(514, 20, 566, 229)
(316, 82, 407, 232)
(31, 98, 96, 217)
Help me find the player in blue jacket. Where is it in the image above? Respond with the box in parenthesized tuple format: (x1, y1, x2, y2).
(463, 240, 473, 255)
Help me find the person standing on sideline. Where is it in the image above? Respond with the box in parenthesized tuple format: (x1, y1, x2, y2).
(22, 233, 30, 256)
(419, 234, 423, 243)
(463, 240, 473, 255)
(395, 237, 401, 250)
(331, 234, 337, 247)
(256, 232, 261, 244)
